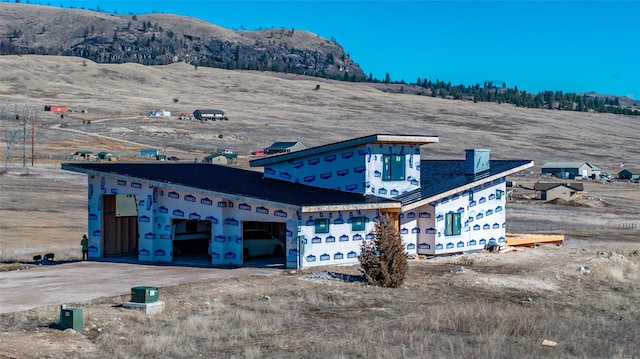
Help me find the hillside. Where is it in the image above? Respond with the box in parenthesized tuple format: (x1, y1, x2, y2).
(0, 3, 365, 80)
(1, 2, 637, 117)
(0, 55, 638, 173)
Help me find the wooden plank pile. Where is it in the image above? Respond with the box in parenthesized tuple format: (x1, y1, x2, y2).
(505, 233, 564, 248)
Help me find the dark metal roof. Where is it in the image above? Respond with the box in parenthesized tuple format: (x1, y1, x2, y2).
(61, 162, 398, 208)
(251, 134, 439, 167)
(265, 141, 302, 150)
(396, 159, 534, 206)
(62, 158, 532, 210)
(194, 109, 225, 114)
(204, 153, 238, 159)
(533, 182, 584, 191)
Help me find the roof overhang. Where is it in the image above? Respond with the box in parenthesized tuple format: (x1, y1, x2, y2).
(302, 201, 402, 213)
(62, 163, 304, 211)
(62, 163, 400, 213)
(250, 134, 439, 167)
(402, 160, 534, 211)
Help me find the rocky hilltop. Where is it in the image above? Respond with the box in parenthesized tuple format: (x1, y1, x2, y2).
(0, 3, 365, 81)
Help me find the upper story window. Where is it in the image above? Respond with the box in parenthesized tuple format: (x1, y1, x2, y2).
(382, 154, 405, 181)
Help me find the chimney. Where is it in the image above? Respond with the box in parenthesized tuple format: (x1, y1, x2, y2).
(465, 149, 490, 175)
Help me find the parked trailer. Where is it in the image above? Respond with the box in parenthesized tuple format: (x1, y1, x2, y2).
(193, 109, 227, 121)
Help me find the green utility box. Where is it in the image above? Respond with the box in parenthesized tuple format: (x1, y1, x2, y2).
(59, 307, 83, 332)
(131, 286, 159, 303)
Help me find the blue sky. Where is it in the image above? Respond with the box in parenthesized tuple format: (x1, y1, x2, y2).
(27, 1, 640, 99)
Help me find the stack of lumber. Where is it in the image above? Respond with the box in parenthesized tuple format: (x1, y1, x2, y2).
(505, 233, 564, 247)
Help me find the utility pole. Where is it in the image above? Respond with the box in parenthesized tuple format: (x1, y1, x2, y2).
(2, 104, 36, 172)
(21, 114, 26, 167)
(31, 114, 35, 166)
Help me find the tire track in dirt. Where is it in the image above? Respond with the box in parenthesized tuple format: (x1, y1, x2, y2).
(50, 120, 195, 155)
(50, 123, 152, 148)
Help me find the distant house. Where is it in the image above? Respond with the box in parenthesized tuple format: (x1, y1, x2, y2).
(147, 109, 171, 117)
(541, 162, 601, 179)
(140, 149, 160, 158)
(618, 169, 640, 181)
(264, 141, 305, 155)
(72, 151, 94, 160)
(193, 109, 227, 121)
(534, 182, 584, 201)
(203, 153, 238, 165)
(97, 151, 112, 160)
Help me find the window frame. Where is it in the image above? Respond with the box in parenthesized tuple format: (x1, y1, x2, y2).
(382, 154, 406, 181)
(444, 212, 462, 236)
(351, 217, 365, 231)
(314, 218, 330, 234)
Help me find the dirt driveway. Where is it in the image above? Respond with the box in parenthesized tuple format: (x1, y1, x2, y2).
(0, 261, 280, 313)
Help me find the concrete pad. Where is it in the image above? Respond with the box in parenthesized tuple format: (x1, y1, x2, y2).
(122, 301, 165, 315)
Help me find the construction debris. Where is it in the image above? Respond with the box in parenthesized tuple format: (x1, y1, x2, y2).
(498, 246, 518, 253)
(578, 266, 591, 274)
(597, 251, 624, 260)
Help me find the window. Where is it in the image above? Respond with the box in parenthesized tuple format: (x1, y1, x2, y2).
(315, 218, 330, 233)
(496, 189, 502, 199)
(382, 154, 405, 181)
(444, 213, 461, 236)
(469, 189, 474, 202)
(351, 217, 365, 231)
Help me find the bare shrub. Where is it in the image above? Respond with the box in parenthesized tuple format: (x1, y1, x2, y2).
(359, 214, 408, 288)
(0, 246, 80, 264)
(592, 260, 639, 283)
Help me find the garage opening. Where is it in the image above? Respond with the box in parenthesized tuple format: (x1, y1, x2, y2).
(242, 221, 286, 265)
(172, 219, 211, 263)
(102, 194, 138, 257)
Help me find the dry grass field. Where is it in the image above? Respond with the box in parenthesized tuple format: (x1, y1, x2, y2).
(0, 55, 639, 358)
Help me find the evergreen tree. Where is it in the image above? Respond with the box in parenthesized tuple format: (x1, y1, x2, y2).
(358, 215, 408, 288)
